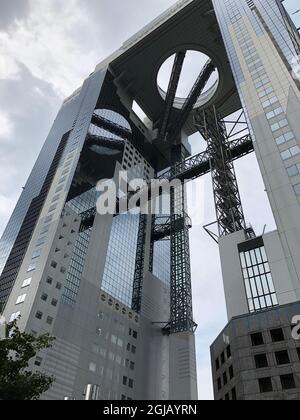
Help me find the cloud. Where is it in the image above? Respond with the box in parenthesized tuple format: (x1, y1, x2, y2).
(0, 112, 13, 140)
(0, 0, 30, 30)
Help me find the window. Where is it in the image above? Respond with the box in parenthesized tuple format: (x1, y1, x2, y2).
(240, 246, 278, 313)
(270, 118, 288, 132)
(255, 354, 268, 369)
(22, 278, 32, 288)
(46, 316, 53, 325)
(251, 332, 264, 347)
(27, 263, 36, 273)
(130, 362, 135, 371)
(51, 299, 58, 307)
(35, 311, 43, 320)
(56, 282, 62, 290)
(131, 345, 136, 355)
(60, 267, 66, 274)
(35, 357, 43, 367)
(294, 184, 300, 196)
(217, 378, 222, 391)
(287, 164, 300, 177)
(226, 346, 231, 359)
(216, 358, 220, 371)
(281, 146, 300, 161)
(275, 350, 290, 366)
(231, 388, 237, 401)
(48, 204, 57, 213)
(16, 294, 26, 305)
(297, 348, 300, 361)
(275, 131, 294, 145)
(280, 374, 296, 390)
(270, 328, 285, 343)
(266, 107, 283, 119)
(10, 312, 21, 322)
(221, 352, 225, 365)
(223, 372, 228, 386)
(123, 376, 128, 386)
(128, 379, 134, 389)
(51, 261, 57, 269)
(32, 250, 41, 260)
(89, 362, 97, 373)
(259, 377, 273, 393)
(229, 366, 234, 380)
(132, 330, 138, 339)
(46, 277, 53, 285)
(41, 293, 48, 302)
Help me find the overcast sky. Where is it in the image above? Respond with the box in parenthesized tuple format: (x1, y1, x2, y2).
(0, 0, 299, 400)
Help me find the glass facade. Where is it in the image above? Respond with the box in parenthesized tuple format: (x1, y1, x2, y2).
(153, 240, 170, 286)
(101, 214, 139, 307)
(240, 246, 278, 313)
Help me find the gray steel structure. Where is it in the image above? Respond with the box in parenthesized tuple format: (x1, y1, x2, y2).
(0, 0, 299, 400)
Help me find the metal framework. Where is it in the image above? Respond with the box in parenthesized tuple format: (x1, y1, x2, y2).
(158, 51, 186, 142)
(91, 113, 132, 140)
(167, 60, 216, 143)
(151, 213, 192, 242)
(195, 107, 247, 237)
(132, 214, 148, 314)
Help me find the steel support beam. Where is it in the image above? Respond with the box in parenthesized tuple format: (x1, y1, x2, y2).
(158, 51, 186, 142)
(91, 113, 132, 140)
(196, 106, 246, 237)
(132, 214, 148, 314)
(167, 60, 216, 142)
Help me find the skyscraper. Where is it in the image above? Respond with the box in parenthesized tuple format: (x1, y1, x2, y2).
(0, 0, 299, 401)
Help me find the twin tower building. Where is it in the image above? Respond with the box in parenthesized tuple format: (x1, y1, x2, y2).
(1, 0, 300, 400)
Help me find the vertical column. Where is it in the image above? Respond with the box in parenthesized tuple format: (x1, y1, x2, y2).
(170, 146, 194, 334)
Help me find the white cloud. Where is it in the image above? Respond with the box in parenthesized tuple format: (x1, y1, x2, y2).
(0, 112, 13, 140)
(0, 0, 99, 97)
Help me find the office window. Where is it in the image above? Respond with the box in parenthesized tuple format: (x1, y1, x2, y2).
(297, 348, 300, 361)
(216, 358, 220, 371)
(255, 354, 268, 369)
(223, 372, 228, 386)
(280, 374, 296, 390)
(10, 312, 21, 322)
(41, 293, 48, 302)
(270, 328, 285, 343)
(132, 330, 138, 339)
(251, 332, 264, 347)
(32, 250, 42, 260)
(130, 362, 135, 371)
(123, 376, 128, 386)
(259, 377, 273, 393)
(35, 311, 43, 320)
(217, 378, 222, 391)
(46, 316, 53, 325)
(16, 294, 26, 305)
(226, 345, 231, 359)
(48, 204, 57, 213)
(287, 164, 300, 177)
(35, 357, 43, 367)
(46, 277, 53, 285)
(221, 352, 225, 365)
(56, 282, 62, 290)
(51, 299, 58, 307)
(275, 131, 294, 145)
(27, 263, 36, 273)
(51, 261, 57, 269)
(281, 146, 300, 161)
(240, 246, 278, 312)
(231, 387, 237, 401)
(89, 362, 97, 373)
(128, 379, 134, 389)
(22, 278, 32, 288)
(229, 366, 234, 380)
(131, 345, 136, 355)
(294, 184, 300, 196)
(275, 350, 290, 365)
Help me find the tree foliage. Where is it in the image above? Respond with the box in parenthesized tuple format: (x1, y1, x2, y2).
(0, 320, 55, 400)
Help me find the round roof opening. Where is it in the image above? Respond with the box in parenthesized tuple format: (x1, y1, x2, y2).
(157, 50, 219, 110)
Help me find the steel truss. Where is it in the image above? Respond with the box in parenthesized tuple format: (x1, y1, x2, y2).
(158, 51, 186, 142)
(195, 106, 246, 237)
(167, 60, 216, 143)
(91, 113, 132, 140)
(132, 214, 148, 314)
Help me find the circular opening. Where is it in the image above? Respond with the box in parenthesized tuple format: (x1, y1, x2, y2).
(157, 50, 219, 110)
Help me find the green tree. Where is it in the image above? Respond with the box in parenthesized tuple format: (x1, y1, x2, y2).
(0, 320, 55, 400)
